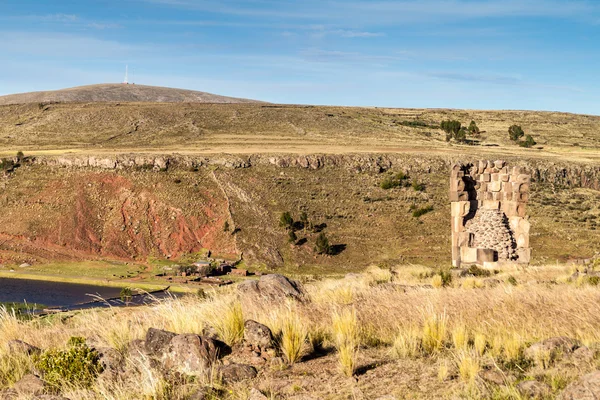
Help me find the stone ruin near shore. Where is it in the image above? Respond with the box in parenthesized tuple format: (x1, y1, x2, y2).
(450, 160, 531, 268)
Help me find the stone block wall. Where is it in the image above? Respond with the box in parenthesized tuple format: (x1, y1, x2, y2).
(450, 160, 531, 268)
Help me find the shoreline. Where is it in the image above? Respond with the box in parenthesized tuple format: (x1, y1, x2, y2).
(0, 270, 197, 294)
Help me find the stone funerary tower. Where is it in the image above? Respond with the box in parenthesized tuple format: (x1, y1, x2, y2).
(450, 160, 531, 268)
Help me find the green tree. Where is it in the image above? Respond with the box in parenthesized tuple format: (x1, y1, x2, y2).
(519, 134, 537, 148)
(16, 151, 24, 163)
(279, 212, 294, 230)
(300, 211, 309, 231)
(288, 230, 298, 244)
(468, 121, 480, 136)
(314, 232, 331, 255)
(440, 120, 462, 135)
(508, 125, 525, 142)
(455, 128, 467, 143)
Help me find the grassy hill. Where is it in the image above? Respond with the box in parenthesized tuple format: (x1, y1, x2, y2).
(0, 96, 598, 272)
(0, 84, 261, 106)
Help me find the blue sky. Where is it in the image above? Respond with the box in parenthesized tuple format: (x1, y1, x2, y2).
(1, 0, 599, 114)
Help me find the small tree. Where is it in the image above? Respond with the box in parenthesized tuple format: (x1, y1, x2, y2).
(455, 128, 467, 143)
(300, 212, 309, 231)
(16, 151, 24, 163)
(441, 120, 462, 135)
(519, 134, 537, 148)
(223, 221, 230, 232)
(288, 230, 297, 244)
(279, 212, 294, 230)
(315, 232, 331, 255)
(508, 125, 525, 142)
(468, 121, 480, 136)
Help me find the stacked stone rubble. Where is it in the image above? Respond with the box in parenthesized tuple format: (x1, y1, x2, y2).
(450, 160, 531, 268)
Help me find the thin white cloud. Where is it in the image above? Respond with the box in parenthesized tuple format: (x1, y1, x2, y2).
(0, 32, 142, 58)
(136, 0, 599, 23)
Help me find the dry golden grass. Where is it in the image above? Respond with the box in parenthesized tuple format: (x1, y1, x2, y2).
(331, 307, 360, 376)
(0, 264, 599, 398)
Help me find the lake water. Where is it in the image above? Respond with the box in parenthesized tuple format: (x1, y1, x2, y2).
(0, 278, 124, 307)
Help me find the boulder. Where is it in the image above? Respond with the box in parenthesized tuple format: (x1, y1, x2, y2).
(559, 371, 600, 400)
(96, 347, 124, 377)
(480, 369, 506, 385)
(524, 337, 580, 363)
(238, 274, 308, 303)
(220, 363, 258, 382)
(244, 320, 274, 351)
(145, 328, 177, 356)
(516, 380, 551, 399)
(162, 334, 230, 376)
(13, 374, 45, 396)
(8, 340, 40, 356)
(570, 346, 595, 365)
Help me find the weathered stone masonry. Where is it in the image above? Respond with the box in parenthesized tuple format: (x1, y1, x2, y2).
(450, 160, 531, 268)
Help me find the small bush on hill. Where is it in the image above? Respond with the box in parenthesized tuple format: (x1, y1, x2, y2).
(315, 232, 331, 255)
(411, 180, 425, 192)
(519, 134, 537, 148)
(37, 337, 103, 390)
(412, 205, 434, 218)
(279, 212, 294, 230)
(508, 124, 525, 142)
(380, 172, 410, 189)
(466, 265, 492, 277)
(468, 120, 480, 136)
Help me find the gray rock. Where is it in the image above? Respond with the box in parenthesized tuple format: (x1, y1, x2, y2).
(480, 369, 506, 385)
(145, 328, 177, 356)
(238, 274, 307, 303)
(8, 340, 40, 356)
(13, 374, 45, 396)
(18, 263, 31, 268)
(570, 346, 595, 365)
(559, 371, 600, 400)
(516, 380, 551, 399)
(162, 334, 230, 376)
(220, 363, 257, 382)
(96, 347, 124, 377)
(525, 337, 580, 363)
(244, 320, 273, 350)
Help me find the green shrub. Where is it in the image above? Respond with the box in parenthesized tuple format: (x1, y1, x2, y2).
(279, 212, 294, 230)
(587, 276, 600, 286)
(314, 232, 331, 255)
(507, 276, 518, 286)
(119, 287, 133, 303)
(412, 205, 434, 218)
(37, 337, 103, 390)
(468, 121, 480, 136)
(519, 134, 537, 148)
(437, 269, 453, 287)
(288, 230, 298, 244)
(466, 265, 491, 277)
(440, 120, 461, 135)
(411, 180, 425, 192)
(380, 172, 409, 189)
(508, 125, 525, 142)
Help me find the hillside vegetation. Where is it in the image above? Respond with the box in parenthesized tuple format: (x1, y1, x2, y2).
(0, 98, 599, 271)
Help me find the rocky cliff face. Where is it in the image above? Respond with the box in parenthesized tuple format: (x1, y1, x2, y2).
(30, 153, 600, 190)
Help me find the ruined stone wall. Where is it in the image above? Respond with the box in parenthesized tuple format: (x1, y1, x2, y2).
(450, 160, 531, 268)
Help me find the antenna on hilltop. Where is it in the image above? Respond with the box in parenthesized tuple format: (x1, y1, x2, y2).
(123, 65, 129, 85)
